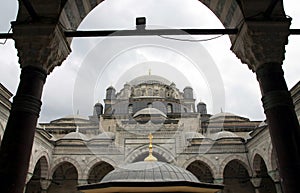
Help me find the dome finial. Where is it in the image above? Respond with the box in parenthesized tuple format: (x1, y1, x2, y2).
(148, 68, 151, 76)
(144, 133, 157, 162)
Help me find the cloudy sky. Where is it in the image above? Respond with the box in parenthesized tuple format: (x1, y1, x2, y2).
(0, 0, 299, 123)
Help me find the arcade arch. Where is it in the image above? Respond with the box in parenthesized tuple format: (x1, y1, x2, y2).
(252, 154, 277, 193)
(125, 144, 175, 163)
(0, 1, 299, 193)
(48, 162, 79, 193)
(25, 156, 49, 193)
(186, 160, 214, 183)
(87, 161, 114, 184)
(223, 159, 255, 193)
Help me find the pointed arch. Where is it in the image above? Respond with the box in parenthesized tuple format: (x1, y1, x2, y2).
(82, 157, 117, 180)
(185, 158, 215, 183)
(183, 156, 218, 179)
(125, 144, 175, 163)
(50, 156, 82, 179)
(219, 154, 252, 178)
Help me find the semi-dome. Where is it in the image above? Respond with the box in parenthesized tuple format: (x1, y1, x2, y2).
(185, 132, 205, 140)
(92, 132, 115, 139)
(62, 132, 88, 140)
(130, 75, 171, 86)
(211, 131, 239, 140)
(133, 108, 167, 118)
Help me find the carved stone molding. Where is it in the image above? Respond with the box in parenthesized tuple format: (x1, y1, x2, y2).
(231, 19, 291, 72)
(12, 22, 71, 74)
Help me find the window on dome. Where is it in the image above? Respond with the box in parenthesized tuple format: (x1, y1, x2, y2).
(128, 104, 133, 114)
(167, 104, 173, 113)
(148, 88, 153, 96)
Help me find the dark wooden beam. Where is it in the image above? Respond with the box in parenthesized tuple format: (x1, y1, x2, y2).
(1, 28, 300, 40)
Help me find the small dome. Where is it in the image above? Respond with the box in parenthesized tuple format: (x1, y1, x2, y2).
(62, 132, 88, 140)
(185, 132, 205, 140)
(211, 131, 239, 140)
(209, 112, 249, 122)
(130, 75, 171, 86)
(101, 161, 199, 183)
(106, 86, 116, 90)
(133, 108, 167, 118)
(63, 114, 88, 120)
(258, 121, 268, 127)
(93, 132, 115, 139)
(210, 112, 236, 119)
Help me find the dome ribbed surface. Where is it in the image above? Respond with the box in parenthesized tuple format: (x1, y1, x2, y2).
(62, 132, 88, 140)
(130, 75, 171, 86)
(133, 108, 167, 118)
(211, 131, 239, 140)
(185, 132, 205, 139)
(101, 161, 199, 183)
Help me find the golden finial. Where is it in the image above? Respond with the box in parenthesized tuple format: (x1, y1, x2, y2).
(144, 133, 157, 162)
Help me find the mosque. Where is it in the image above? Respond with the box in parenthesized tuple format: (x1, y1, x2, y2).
(1, 74, 299, 193)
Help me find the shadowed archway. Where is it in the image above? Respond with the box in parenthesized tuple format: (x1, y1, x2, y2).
(25, 156, 49, 193)
(253, 154, 277, 193)
(48, 162, 79, 193)
(223, 159, 255, 193)
(186, 160, 214, 183)
(87, 161, 114, 184)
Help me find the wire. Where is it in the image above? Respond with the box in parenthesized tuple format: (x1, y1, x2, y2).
(0, 27, 12, 45)
(158, 34, 224, 42)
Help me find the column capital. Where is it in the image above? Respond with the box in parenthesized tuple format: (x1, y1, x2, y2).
(250, 177, 262, 188)
(268, 170, 281, 183)
(231, 19, 291, 72)
(40, 179, 51, 190)
(12, 22, 71, 74)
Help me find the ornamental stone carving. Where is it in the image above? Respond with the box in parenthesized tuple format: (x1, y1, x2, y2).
(231, 19, 291, 72)
(12, 22, 71, 74)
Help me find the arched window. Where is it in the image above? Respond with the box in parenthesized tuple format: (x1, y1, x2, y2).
(148, 88, 153, 96)
(128, 104, 133, 114)
(167, 104, 173, 113)
(147, 103, 153, 108)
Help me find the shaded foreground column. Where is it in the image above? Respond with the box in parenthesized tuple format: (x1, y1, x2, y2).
(0, 66, 46, 193)
(0, 21, 70, 193)
(256, 62, 300, 192)
(232, 20, 300, 193)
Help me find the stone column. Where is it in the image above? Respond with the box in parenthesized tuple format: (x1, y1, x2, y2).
(251, 177, 262, 193)
(0, 22, 70, 193)
(269, 170, 283, 193)
(232, 19, 300, 193)
(40, 179, 51, 193)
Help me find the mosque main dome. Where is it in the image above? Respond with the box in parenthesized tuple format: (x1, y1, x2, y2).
(129, 74, 172, 86)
